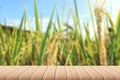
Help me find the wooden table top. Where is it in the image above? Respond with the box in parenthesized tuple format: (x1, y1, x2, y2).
(0, 66, 120, 80)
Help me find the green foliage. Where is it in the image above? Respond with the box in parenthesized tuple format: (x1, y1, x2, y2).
(38, 4, 56, 65)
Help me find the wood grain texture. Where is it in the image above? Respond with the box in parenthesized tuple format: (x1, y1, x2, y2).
(92, 66, 116, 80)
(75, 66, 91, 80)
(18, 66, 38, 80)
(0, 66, 120, 80)
(83, 66, 103, 80)
(31, 66, 48, 80)
(0, 66, 21, 80)
(43, 66, 56, 80)
(65, 66, 79, 80)
(55, 66, 66, 80)
(6, 66, 30, 80)
(101, 66, 120, 80)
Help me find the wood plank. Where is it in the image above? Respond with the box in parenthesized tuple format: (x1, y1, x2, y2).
(74, 66, 91, 80)
(0, 66, 12, 73)
(65, 66, 79, 80)
(55, 66, 66, 80)
(43, 66, 56, 80)
(101, 66, 120, 80)
(92, 66, 116, 80)
(6, 66, 30, 80)
(18, 66, 38, 80)
(0, 66, 21, 80)
(31, 66, 48, 80)
(0, 66, 120, 80)
(110, 66, 120, 73)
(83, 66, 103, 80)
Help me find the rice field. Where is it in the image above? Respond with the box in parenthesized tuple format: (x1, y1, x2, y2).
(0, 0, 120, 65)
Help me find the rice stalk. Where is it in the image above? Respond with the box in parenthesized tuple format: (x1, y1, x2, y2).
(94, 0, 107, 65)
(11, 11, 26, 65)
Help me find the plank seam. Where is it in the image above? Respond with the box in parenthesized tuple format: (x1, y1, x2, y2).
(82, 66, 92, 80)
(99, 67, 116, 80)
(64, 66, 67, 80)
(30, 67, 41, 80)
(42, 66, 49, 80)
(92, 67, 116, 80)
(4, 67, 21, 80)
(74, 66, 80, 80)
(90, 66, 104, 80)
(73, 66, 79, 80)
(54, 66, 57, 80)
(6, 66, 30, 80)
(17, 67, 30, 80)
(18, 66, 38, 80)
(92, 67, 106, 80)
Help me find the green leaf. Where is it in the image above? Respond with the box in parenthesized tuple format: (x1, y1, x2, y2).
(57, 12, 61, 31)
(38, 4, 55, 65)
(34, 0, 41, 32)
